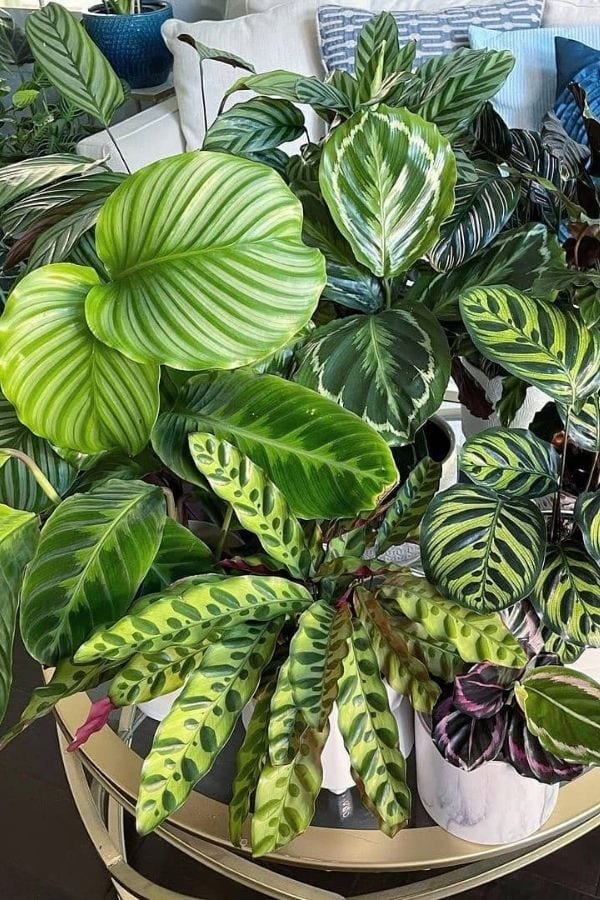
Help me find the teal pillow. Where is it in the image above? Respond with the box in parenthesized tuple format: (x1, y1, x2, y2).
(554, 37, 600, 146)
(469, 24, 600, 130)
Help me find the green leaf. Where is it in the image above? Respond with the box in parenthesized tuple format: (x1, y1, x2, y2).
(26, 189, 115, 270)
(204, 98, 304, 155)
(497, 375, 528, 428)
(374, 456, 442, 554)
(354, 12, 403, 80)
(0, 12, 33, 69)
(140, 518, 213, 595)
(337, 618, 411, 836)
(11, 88, 39, 109)
(561, 393, 600, 452)
(136, 617, 282, 835)
(295, 308, 450, 446)
(575, 492, 600, 566)
(421, 483, 546, 612)
(74, 575, 312, 665)
(152, 370, 397, 520)
(460, 427, 559, 498)
(0, 505, 39, 723)
(188, 432, 311, 578)
(288, 600, 351, 729)
(0, 264, 160, 455)
(20, 478, 165, 664)
(532, 541, 600, 647)
(268, 657, 298, 766)
(177, 33, 255, 73)
(515, 665, 600, 765)
(0, 154, 99, 212)
(225, 70, 353, 118)
(395, 620, 463, 681)
(25, 2, 124, 125)
(85, 152, 325, 371)
(108, 645, 205, 707)
(319, 105, 456, 277)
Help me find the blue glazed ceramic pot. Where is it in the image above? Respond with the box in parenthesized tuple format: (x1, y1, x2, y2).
(83, 2, 173, 89)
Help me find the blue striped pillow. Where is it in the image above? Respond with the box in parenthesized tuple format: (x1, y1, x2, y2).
(317, 0, 544, 75)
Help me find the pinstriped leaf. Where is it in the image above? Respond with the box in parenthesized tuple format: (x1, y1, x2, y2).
(319, 105, 456, 277)
(0, 154, 99, 212)
(20, 478, 165, 665)
(0, 264, 160, 455)
(460, 428, 560, 499)
(460, 286, 600, 407)
(108, 645, 205, 707)
(74, 575, 312, 665)
(188, 432, 311, 578)
(225, 70, 354, 118)
(151, 371, 398, 520)
(268, 657, 298, 765)
(204, 98, 304, 154)
(575, 492, 600, 566)
(374, 456, 442, 554)
(0, 505, 38, 724)
(531, 541, 600, 647)
(561, 393, 600, 452)
(354, 13, 404, 79)
(26, 192, 110, 270)
(421, 484, 546, 612)
(294, 307, 450, 446)
(25, 3, 124, 125)
(136, 617, 282, 835)
(85, 152, 326, 371)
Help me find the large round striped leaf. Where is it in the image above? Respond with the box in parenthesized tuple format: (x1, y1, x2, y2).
(0, 264, 160, 455)
(531, 541, 600, 647)
(460, 427, 559, 499)
(294, 307, 450, 446)
(319, 105, 456, 277)
(25, 2, 124, 125)
(421, 484, 546, 612)
(85, 152, 326, 371)
(460, 286, 600, 407)
(561, 392, 600, 452)
(20, 478, 165, 665)
(575, 492, 600, 566)
(152, 371, 398, 520)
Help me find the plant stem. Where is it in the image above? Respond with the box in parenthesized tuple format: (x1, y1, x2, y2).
(215, 504, 233, 562)
(106, 125, 131, 175)
(551, 407, 571, 541)
(161, 486, 178, 522)
(199, 60, 208, 141)
(383, 278, 393, 310)
(584, 450, 600, 495)
(0, 447, 61, 506)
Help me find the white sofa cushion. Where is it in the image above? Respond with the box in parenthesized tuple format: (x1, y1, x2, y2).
(543, 0, 600, 25)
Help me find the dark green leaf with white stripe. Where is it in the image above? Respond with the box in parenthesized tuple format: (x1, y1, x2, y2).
(374, 456, 442, 554)
(0, 154, 99, 212)
(532, 541, 600, 646)
(561, 393, 600, 452)
(460, 427, 559, 498)
(204, 98, 304, 155)
(575, 492, 600, 566)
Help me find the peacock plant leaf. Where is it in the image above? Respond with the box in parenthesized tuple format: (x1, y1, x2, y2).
(431, 692, 508, 771)
(460, 286, 600, 408)
(20, 479, 165, 665)
(268, 657, 299, 766)
(380, 573, 527, 667)
(420, 483, 546, 612)
(396, 620, 463, 682)
(294, 307, 450, 446)
(541, 629, 584, 665)
(460, 428, 560, 499)
(74, 575, 312, 665)
(85, 152, 326, 371)
(531, 540, 600, 647)
(374, 456, 442, 554)
(136, 617, 282, 835)
(152, 370, 398, 520)
(574, 492, 600, 566)
(203, 97, 304, 155)
(0, 264, 160, 456)
(108, 645, 206, 708)
(515, 665, 600, 766)
(506, 711, 585, 784)
(188, 432, 312, 578)
(140, 518, 213, 595)
(288, 600, 351, 730)
(562, 393, 600, 452)
(319, 105, 456, 278)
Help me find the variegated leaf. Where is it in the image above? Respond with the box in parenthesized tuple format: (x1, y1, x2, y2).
(140, 518, 213, 595)
(531, 541, 600, 647)
(204, 98, 304, 155)
(541, 628, 584, 664)
(506, 710, 584, 784)
(0, 154, 98, 212)
(432, 693, 508, 771)
(374, 456, 442, 554)
(108, 646, 205, 707)
(575, 492, 600, 566)
(396, 620, 463, 681)
(562, 393, 600, 452)
(460, 428, 559, 498)
(268, 657, 299, 766)
(354, 12, 406, 79)
(319, 105, 456, 277)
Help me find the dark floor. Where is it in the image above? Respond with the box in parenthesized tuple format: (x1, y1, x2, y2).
(3, 640, 600, 900)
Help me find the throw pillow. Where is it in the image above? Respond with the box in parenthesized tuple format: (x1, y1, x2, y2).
(543, 1, 600, 27)
(554, 37, 600, 144)
(317, 0, 543, 74)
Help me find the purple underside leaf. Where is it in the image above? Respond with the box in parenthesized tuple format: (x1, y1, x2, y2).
(431, 694, 508, 771)
(505, 710, 585, 784)
(453, 662, 520, 719)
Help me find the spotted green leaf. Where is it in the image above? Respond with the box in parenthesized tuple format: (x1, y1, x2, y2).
(460, 428, 559, 498)
(562, 393, 600, 452)
(532, 541, 600, 647)
(268, 657, 298, 766)
(108, 645, 205, 708)
(140, 518, 213, 595)
(136, 617, 281, 834)
(374, 456, 442, 554)
(20, 479, 165, 665)
(319, 105, 456, 277)
(460, 286, 600, 407)
(204, 98, 304, 155)
(295, 308, 450, 446)
(395, 620, 463, 682)
(188, 432, 311, 578)
(575, 492, 600, 566)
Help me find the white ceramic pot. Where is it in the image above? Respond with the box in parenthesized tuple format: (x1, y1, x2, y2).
(460, 359, 549, 441)
(137, 688, 183, 721)
(415, 713, 559, 845)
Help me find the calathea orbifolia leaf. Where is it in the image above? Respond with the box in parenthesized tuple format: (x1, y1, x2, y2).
(506, 711, 584, 784)
(0, 505, 39, 724)
(319, 105, 456, 277)
(136, 617, 282, 835)
(374, 456, 442, 554)
(431, 690, 509, 771)
(0, 264, 160, 455)
(531, 540, 600, 647)
(188, 432, 312, 578)
(0, 155, 99, 212)
(460, 286, 600, 407)
(204, 98, 305, 156)
(139, 518, 213, 595)
(294, 307, 450, 446)
(152, 371, 398, 520)
(460, 427, 560, 498)
(575, 492, 600, 565)
(20, 478, 165, 665)
(85, 152, 326, 371)
(561, 392, 600, 452)
(453, 663, 517, 719)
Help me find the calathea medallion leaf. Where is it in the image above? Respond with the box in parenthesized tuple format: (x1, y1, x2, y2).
(203, 98, 304, 154)
(561, 392, 600, 452)
(575, 492, 600, 565)
(319, 105, 456, 277)
(136, 617, 282, 834)
(460, 427, 559, 498)
(531, 540, 600, 646)
(506, 710, 584, 784)
(374, 456, 442, 554)
(152, 371, 397, 520)
(460, 286, 600, 407)
(452, 663, 517, 719)
(294, 307, 450, 446)
(108, 645, 205, 707)
(431, 692, 508, 771)
(20, 478, 165, 665)
(85, 152, 326, 371)
(140, 518, 213, 595)
(0, 264, 160, 455)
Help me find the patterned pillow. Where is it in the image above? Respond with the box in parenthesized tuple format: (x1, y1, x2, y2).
(317, 0, 544, 74)
(554, 37, 600, 146)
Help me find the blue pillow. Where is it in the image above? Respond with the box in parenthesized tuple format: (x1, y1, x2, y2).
(317, 0, 544, 75)
(469, 24, 600, 131)
(554, 37, 600, 145)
